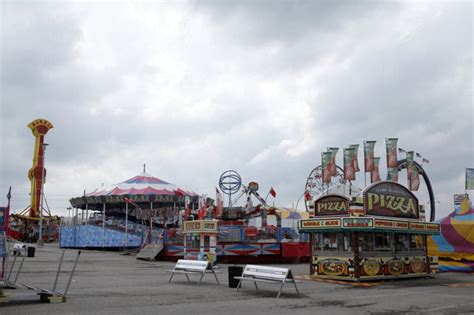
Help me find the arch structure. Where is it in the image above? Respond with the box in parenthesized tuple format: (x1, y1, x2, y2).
(397, 159, 436, 222)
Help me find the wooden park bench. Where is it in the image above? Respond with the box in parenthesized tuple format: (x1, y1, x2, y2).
(167, 259, 220, 286)
(235, 264, 300, 298)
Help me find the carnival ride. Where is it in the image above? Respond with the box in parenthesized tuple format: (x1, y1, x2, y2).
(61, 169, 310, 263)
(428, 196, 474, 272)
(8, 119, 60, 243)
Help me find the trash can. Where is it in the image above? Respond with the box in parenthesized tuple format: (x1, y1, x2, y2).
(228, 266, 243, 288)
(27, 246, 35, 257)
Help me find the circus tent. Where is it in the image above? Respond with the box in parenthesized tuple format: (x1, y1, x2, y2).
(85, 172, 199, 197)
(428, 198, 474, 272)
(69, 171, 200, 210)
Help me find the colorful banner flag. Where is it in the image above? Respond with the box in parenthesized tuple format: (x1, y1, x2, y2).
(406, 151, 414, 180)
(466, 168, 474, 190)
(364, 141, 376, 172)
(269, 187, 277, 198)
(322, 151, 333, 184)
(410, 166, 420, 191)
(387, 167, 399, 182)
(328, 147, 339, 176)
(214, 188, 223, 219)
(385, 138, 398, 168)
(370, 157, 381, 183)
(349, 144, 360, 172)
(343, 148, 356, 181)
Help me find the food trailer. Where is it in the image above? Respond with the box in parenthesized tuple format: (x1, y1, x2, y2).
(183, 220, 218, 263)
(298, 181, 440, 281)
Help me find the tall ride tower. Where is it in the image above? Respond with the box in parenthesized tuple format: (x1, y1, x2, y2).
(27, 119, 53, 218)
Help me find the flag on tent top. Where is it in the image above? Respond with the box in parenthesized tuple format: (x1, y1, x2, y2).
(269, 187, 277, 198)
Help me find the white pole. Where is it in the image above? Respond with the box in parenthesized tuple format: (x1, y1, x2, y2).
(125, 202, 129, 247)
(102, 203, 106, 247)
(38, 143, 48, 246)
(85, 203, 89, 225)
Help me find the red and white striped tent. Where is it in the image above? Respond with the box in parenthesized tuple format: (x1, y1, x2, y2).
(85, 172, 199, 197)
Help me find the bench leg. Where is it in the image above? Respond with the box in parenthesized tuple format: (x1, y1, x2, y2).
(168, 272, 175, 283)
(185, 273, 190, 282)
(254, 281, 259, 291)
(212, 271, 220, 285)
(277, 282, 285, 299)
(293, 281, 300, 297)
(236, 279, 243, 292)
(197, 272, 205, 286)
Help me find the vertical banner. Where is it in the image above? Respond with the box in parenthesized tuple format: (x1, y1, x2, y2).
(328, 147, 339, 176)
(349, 144, 360, 172)
(406, 151, 420, 191)
(466, 168, 474, 190)
(406, 151, 414, 182)
(387, 167, 399, 182)
(370, 157, 381, 183)
(322, 151, 333, 184)
(410, 166, 420, 191)
(364, 141, 376, 172)
(343, 148, 356, 181)
(385, 138, 398, 168)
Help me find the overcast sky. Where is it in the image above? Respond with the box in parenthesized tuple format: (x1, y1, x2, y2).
(1, 1, 472, 220)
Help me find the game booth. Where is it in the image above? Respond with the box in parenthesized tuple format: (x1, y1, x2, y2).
(298, 181, 440, 281)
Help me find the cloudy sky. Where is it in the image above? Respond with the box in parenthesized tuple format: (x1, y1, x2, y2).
(1, 1, 472, 220)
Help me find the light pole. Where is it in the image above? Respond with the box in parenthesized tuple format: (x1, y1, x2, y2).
(67, 207, 72, 223)
(38, 143, 49, 247)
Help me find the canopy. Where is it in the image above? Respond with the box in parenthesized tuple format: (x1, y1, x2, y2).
(85, 172, 199, 197)
(428, 198, 474, 271)
(69, 172, 200, 209)
(275, 208, 310, 220)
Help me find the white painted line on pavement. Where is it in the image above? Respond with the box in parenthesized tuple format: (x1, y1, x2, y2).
(348, 291, 425, 300)
(423, 302, 474, 312)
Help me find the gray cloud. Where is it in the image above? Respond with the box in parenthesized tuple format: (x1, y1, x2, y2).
(1, 1, 472, 220)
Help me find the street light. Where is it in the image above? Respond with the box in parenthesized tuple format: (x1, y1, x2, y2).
(38, 143, 49, 247)
(67, 207, 72, 222)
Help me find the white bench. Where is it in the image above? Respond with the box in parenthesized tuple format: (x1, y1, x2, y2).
(235, 264, 300, 298)
(167, 259, 220, 286)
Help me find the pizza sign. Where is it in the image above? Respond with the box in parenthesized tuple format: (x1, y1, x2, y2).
(364, 181, 419, 219)
(314, 195, 350, 216)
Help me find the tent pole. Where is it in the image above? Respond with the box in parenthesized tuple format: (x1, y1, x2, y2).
(125, 202, 128, 247)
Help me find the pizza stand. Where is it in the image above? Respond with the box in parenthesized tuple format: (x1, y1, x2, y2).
(183, 220, 218, 263)
(298, 181, 440, 281)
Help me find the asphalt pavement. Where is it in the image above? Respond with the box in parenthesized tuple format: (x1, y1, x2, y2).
(1, 244, 473, 315)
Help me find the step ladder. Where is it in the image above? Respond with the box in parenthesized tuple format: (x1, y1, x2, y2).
(136, 242, 164, 260)
(2, 246, 81, 303)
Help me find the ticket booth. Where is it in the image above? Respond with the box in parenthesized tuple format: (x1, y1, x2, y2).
(298, 181, 440, 281)
(183, 220, 218, 263)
